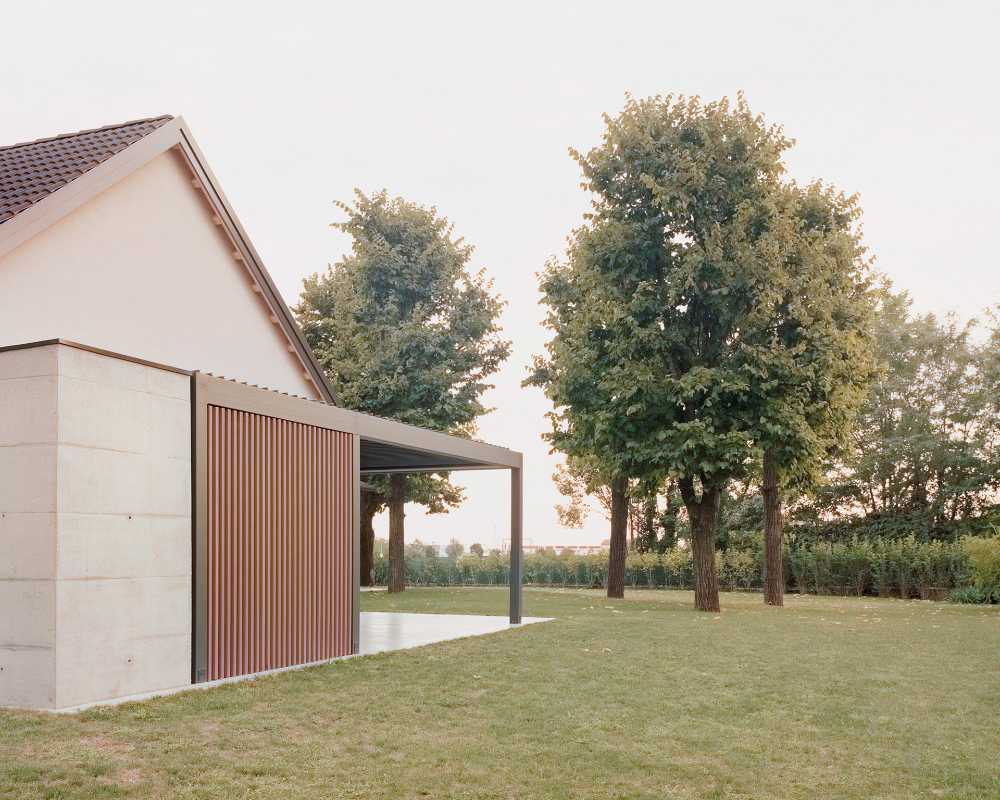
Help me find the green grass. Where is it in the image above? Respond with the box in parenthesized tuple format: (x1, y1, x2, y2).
(2, 588, 998, 799)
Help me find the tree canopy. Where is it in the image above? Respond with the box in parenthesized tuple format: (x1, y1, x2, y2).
(297, 190, 510, 433)
(296, 190, 510, 587)
(531, 93, 876, 610)
(803, 291, 1000, 540)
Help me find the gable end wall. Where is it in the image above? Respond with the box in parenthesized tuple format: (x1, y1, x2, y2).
(0, 149, 319, 400)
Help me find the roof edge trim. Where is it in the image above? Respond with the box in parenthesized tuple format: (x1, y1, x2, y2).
(172, 120, 337, 405)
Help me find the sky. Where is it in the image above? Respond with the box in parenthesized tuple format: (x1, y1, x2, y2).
(3, 0, 998, 550)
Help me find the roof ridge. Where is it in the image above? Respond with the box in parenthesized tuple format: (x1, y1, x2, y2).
(0, 115, 174, 153)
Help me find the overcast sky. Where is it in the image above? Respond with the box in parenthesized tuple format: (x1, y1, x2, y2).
(4, 1, 998, 549)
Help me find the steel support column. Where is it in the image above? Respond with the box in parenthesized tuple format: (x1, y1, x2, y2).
(351, 434, 361, 653)
(509, 466, 523, 624)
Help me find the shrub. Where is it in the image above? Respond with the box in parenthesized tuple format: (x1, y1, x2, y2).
(961, 535, 1000, 598)
(369, 533, 975, 601)
(788, 548, 814, 594)
(720, 549, 756, 591)
(830, 540, 873, 596)
(949, 585, 997, 604)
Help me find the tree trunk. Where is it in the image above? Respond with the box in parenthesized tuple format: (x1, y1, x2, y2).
(360, 491, 382, 587)
(387, 474, 406, 593)
(606, 477, 629, 599)
(679, 477, 721, 612)
(762, 449, 784, 607)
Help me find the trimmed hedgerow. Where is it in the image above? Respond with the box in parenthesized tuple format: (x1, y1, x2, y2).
(373, 535, 984, 600)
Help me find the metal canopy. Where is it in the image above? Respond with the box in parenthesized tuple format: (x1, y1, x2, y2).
(188, 372, 524, 627)
(360, 440, 488, 473)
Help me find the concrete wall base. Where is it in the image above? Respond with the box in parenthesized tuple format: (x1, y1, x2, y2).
(0, 343, 192, 710)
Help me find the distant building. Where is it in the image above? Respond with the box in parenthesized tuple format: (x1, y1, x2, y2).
(511, 543, 609, 556)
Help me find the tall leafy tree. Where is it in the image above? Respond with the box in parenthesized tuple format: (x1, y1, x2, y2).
(982, 310, 1000, 501)
(533, 94, 797, 610)
(527, 238, 644, 599)
(740, 182, 876, 606)
(296, 190, 510, 591)
(813, 292, 1000, 538)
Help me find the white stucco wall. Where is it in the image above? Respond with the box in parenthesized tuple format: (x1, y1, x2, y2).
(0, 344, 192, 710)
(0, 149, 318, 400)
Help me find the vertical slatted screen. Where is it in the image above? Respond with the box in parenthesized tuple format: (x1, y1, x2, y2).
(205, 405, 353, 681)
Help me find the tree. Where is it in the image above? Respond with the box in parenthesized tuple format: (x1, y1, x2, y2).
(552, 458, 681, 552)
(813, 291, 1000, 539)
(527, 240, 643, 599)
(469, 542, 485, 557)
(445, 538, 465, 560)
(552, 460, 595, 530)
(358, 477, 462, 586)
(982, 309, 1000, 478)
(534, 94, 799, 611)
(296, 190, 510, 592)
(739, 182, 876, 606)
(359, 489, 383, 586)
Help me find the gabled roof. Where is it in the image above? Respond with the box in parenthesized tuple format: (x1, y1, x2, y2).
(0, 116, 173, 224)
(0, 115, 338, 405)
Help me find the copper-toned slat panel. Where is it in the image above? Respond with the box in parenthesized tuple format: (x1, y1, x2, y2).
(205, 406, 352, 681)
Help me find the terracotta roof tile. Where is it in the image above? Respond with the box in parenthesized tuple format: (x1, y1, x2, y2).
(0, 115, 173, 224)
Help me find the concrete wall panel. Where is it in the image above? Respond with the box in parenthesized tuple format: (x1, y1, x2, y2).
(0, 513, 57, 580)
(0, 343, 192, 710)
(0, 376, 58, 446)
(149, 394, 192, 460)
(0, 344, 57, 381)
(57, 376, 151, 454)
(55, 576, 190, 708)
(0, 446, 57, 514)
(0, 648, 55, 709)
(0, 345, 59, 707)
(57, 446, 150, 516)
(0, 580, 55, 647)
(58, 515, 190, 581)
(58, 345, 149, 393)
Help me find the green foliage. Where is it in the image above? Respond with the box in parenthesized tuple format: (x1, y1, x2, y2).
(531, 94, 878, 614)
(530, 94, 800, 493)
(739, 179, 875, 490)
(299, 190, 510, 432)
(361, 474, 465, 521)
(808, 290, 1000, 540)
(961, 535, 1000, 595)
(550, 457, 612, 529)
(550, 458, 684, 553)
(713, 488, 764, 551)
(949, 585, 998, 604)
(295, 190, 510, 510)
(371, 536, 973, 598)
(788, 536, 967, 598)
(718, 549, 758, 591)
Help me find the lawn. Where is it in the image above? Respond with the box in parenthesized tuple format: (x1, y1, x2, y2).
(1, 588, 998, 799)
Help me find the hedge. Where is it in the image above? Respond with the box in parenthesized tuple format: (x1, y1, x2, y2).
(373, 535, 1000, 601)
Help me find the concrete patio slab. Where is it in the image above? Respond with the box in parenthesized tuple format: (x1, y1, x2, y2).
(359, 611, 550, 655)
(43, 611, 551, 713)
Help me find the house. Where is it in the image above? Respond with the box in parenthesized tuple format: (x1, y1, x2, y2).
(0, 116, 524, 711)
